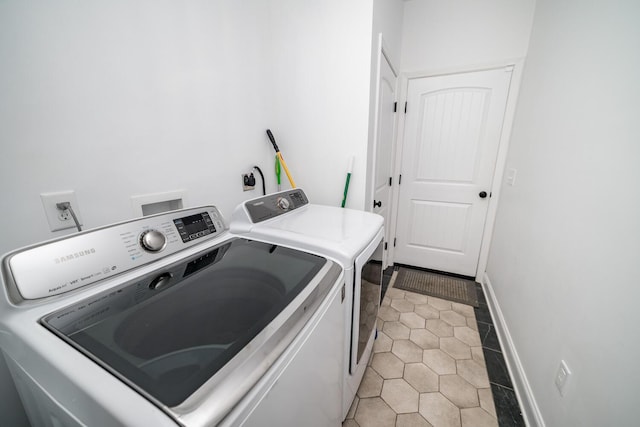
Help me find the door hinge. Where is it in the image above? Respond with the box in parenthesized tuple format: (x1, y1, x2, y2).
(404, 102, 407, 114)
(393, 102, 397, 113)
(393, 238, 397, 247)
(398, 174, 402, 185)
(388, 177, 392, 186)
(384, 242, 388, 250)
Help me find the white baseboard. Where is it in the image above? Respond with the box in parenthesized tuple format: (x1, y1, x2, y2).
(481, 273, 545, 427)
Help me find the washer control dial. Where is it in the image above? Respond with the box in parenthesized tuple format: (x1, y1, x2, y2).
(140, 230, 167, 252)
(276, 197, 290, 210)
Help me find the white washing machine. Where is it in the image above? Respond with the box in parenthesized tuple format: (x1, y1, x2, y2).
(229, 189, 384, 419)
(0, 203, 348, 426)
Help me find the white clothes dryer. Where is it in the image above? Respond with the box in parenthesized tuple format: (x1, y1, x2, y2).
(230, 189, 384, 419)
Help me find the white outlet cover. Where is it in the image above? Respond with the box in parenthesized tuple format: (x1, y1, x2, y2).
(40, 191, 83, 232)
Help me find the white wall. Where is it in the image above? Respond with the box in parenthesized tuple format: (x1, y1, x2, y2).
(373, 0, 404, 68)
(0, 0, 284, 258)
(401, 0, 535, 73)
(485, 0, 640, 425)
(266, 0, 374, 210)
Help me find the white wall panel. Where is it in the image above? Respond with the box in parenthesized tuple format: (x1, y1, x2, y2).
(0, 1, 275, 258)
(401, 0, 535, 72)
(486, 0, 640, 425)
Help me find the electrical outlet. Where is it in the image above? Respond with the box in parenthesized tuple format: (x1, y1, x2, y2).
(242, 173, 255, 192)
(41, 191, 83, 231)
(555, 360, 572, 396)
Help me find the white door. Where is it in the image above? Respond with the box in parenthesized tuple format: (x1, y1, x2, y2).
(394, 67, 512, 276)
(371, 50, 397, 268)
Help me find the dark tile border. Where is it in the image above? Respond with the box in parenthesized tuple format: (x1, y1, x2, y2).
(474, 283, 525, 427)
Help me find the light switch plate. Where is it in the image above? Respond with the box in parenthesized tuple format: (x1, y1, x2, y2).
(506, 168, 517, 186)
(555, 360, 571, 396)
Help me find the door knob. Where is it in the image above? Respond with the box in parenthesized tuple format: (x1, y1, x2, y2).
(479, 191, 488, 199)
(373, 200, 382, 208)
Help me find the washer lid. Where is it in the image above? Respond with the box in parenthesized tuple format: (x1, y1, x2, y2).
(41, 237, 339, 421)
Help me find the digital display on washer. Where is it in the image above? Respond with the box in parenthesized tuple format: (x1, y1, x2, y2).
(173, 212, 216, 242)
(41, 238, 328, 408)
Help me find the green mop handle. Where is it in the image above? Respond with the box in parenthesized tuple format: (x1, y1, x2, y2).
(275, 155, 282, 190)
(341, 157, 354, 208)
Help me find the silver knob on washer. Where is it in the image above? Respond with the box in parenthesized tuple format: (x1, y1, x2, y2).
(140, 230, 167, 252)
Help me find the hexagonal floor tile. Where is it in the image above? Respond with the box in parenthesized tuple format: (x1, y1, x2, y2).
(440, 310, 467, 327)
(422, 349, 456, 375)
(392, 339, 423, 363)
(419, 392, 461, 427)
(451, 302, 475, 318)
(403, 362, 438, 392)
(453, 326, 482, 347)
(410, 328, 439, 350)
(371, 352, 405, 379)
(400, 312, 426, 329)
(457, 359, 490, 388)
(396, 412, 434, 427)
(439, 374, 479, 408)
(373, 331, 393, 353)
(391, 298, 415, 313)
(378, 305, 401, 322)
(354, 397, 397, 427)
(440, 337, 472, 360)
(386, 288, 406, 299)
(471, 346, 485, 364)
(380, 378, 419, 413)
(414, 303, 440, 320)
(357, 367, 384, 398)
(425, 319, 454, 337)
(478, 388, 497, 417)
(383, 321, 411, 340)
(404, 291, 430, 305)
(427, 297, 452, 311)
(460, 407, 498, 427)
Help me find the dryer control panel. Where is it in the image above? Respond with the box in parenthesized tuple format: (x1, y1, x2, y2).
(238, 189, 309, 224)
(3, 206, 226, 302)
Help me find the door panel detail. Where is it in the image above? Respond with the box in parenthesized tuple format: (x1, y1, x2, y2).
(407, 200, 471, 253)
(415, 89, 489, 184)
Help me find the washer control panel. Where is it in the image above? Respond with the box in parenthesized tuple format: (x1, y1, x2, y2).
(242, 189, 309, 224)
(3, 206, 226, 302)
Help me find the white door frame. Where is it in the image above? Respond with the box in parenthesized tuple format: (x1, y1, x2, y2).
(367, 34, 399, 269)
(388, 60, 526, 283)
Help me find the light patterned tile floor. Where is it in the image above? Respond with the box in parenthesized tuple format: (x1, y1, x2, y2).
(343, 274, 498, 427)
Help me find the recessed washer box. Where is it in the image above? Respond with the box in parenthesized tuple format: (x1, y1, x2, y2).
(131, 190, 186, 217)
